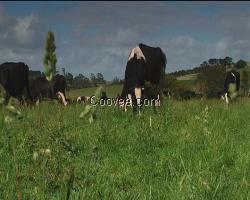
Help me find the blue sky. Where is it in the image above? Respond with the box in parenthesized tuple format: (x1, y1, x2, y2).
(1, 1, 250, 80)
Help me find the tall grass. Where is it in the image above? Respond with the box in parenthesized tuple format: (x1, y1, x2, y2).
(0, 98, 249, 199)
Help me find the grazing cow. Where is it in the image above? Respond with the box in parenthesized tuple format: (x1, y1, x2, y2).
(223, 69, 240, 104)
(121, 43, 167, 112)
(30, 76, 51, 101)
(30, 74, 66, 104)
(53, 74, 66, 96)
(76, 95, 90, 103)
(0, 62, 32, 104)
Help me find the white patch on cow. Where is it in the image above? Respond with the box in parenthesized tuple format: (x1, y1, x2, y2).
(221, 93, 228, 104)
(77, 96, 82, 103)
(225, 93, 229, 104)
(230, 72, 237, 82)
(135, 87, 142, 115)
(128, 46, 146, 61)
(57, 91, 67, 106)
(86, 96, 90, 102)
(124, 94, 133, 112)
(135, 87, 142, 106)
(35, 99, 39, 106)
(155, 94, 161, 107)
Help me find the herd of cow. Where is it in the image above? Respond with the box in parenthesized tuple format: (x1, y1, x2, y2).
(0, 43, 243, 111)
(0, 62, 65, 105)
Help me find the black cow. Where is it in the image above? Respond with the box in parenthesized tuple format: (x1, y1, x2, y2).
(30, 76, 51, 101)
(30, 74, 66, 103)
(53, 74, 66, 97)
(0, 62, 32, 104)
(121, 43, 167, 111)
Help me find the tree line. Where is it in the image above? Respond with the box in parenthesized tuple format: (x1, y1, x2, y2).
(29, 70, 107, 89)
(168, 57, 233, 76)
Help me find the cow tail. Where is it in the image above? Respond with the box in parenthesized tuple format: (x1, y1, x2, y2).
(160, 49, 167, 103)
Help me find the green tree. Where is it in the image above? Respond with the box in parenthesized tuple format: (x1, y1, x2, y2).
(235, 60, 247, 69)
(65, 72, 73, 91)
(43, 31, 57, 82)
(196, 65, 227, 98)
(96, 73, 106, 84)
(90, 73, 97, 86)
(224, 56, 233, 65)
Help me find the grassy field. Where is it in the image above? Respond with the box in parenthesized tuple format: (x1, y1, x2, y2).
(176, 73, 198, 92)
(67, 84, 123, 99)
(176, 73, 198, 81)
(0, 91, 249, 199)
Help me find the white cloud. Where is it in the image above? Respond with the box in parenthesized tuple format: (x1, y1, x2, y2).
(13, 14, 39, 45)
(2, 2, 250, 80)
(105, 29, 140, 46)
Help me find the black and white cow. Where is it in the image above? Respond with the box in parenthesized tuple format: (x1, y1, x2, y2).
(121, 43, 167, 112)
(222, 69, 240, 104)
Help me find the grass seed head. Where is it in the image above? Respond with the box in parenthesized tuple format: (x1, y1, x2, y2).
(4, 116, 14, 124)
(33, 152, 39, 161)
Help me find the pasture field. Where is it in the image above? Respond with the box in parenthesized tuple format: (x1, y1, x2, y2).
(67, 84, 123, 99)
(0, 96, 250, 199)
(176, 73, 198, 92)
(176, 73, 198, 81)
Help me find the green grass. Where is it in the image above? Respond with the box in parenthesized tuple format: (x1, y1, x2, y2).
(67, 84, 123, 99)
(177, 79, 197, 91)
(176, 73, 198, 92)
(0, 96, 250, 199)
(176, 73, 198, 81)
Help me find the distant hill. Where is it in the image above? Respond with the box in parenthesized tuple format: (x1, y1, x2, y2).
(168, 59, 250, 78)
(166, 59, 250, 96)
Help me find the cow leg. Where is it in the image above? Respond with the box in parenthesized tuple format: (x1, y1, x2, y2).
(57, 91, 67, 106)
(35, 99, 40, 106)
(154, 94, 161, 107)
(4, 93, 10, 105)
(225, 93, 229, 105)
(134, 87, 142, 114)
(135, 87, 142, 105)
(18, 95, 25, 105)
(125, 94, 133, 112)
